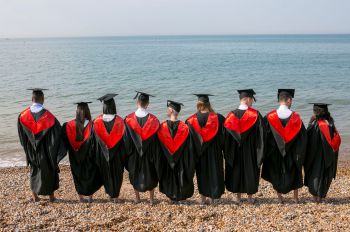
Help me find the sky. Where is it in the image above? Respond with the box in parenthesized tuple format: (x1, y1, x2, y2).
(0, 0, 350, 38)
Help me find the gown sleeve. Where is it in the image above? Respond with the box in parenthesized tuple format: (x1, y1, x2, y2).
(59, 123, 69, 162)
(256, 113, 265, 167)
(152, 137, 164, 180)
(123, 122, 134, 157)
(304, 121, 319, 174)
(217, 113, 226, 150)
(223, 128, 236, 168)
(293, 122, 307, 169)
(17, 115, 31, 166)
(188, 125, 202, 161)
(47, 119, 64, 167)
(262, 115, 274, 159)
(56, 120, 68, 163)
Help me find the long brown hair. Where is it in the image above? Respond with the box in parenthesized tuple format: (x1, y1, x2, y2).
(196, 101, 215, 113)
(75, 103, 92, 141)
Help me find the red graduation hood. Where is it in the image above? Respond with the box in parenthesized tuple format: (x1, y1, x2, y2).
(66, 119, 92, 151)
(267, 110, 302, 143)
(318, 120, 341, 152)
(20, 108, 55, 135)
(94, 115, 125, 149)
(224, 108, 258, 134)
(158, 121, 189, 155)
(125, 112, 159, 141)
(187, 112, 218, 142)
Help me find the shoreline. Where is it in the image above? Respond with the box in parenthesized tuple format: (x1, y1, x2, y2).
(1, 162, 350, 230)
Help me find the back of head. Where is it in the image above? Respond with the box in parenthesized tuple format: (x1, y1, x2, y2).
(103, 99, 117, 115)
(134, 91, 154, 109)
(138, 98, 149, 109)
(196, 101, 215, 113)
(278, 94, 291, 103)
(240, 97, 254, 107)
(75, 103, 91, 141)
(32, 91, 44, 104)
(314, 106, 332, 122)
(277, 89, 294, 107)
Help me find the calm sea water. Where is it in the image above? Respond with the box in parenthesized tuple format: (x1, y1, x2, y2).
(0, 35, 349, 166)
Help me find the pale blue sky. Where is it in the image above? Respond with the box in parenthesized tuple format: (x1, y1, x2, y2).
(1, 0, 349, 38)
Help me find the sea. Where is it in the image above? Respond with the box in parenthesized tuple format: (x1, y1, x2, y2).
(0, 34, 349, 167)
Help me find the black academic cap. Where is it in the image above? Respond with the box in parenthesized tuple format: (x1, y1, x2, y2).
(134, 91, 155, 101)
(193, 94, 214, 103)
(97, 93, 118, 103)
(74, 101, 92, 106)
(309, 103, 331, 111)
(27, 88, 48, 92)
(167, 100, 184, 113)
(237, 89, 256, 102)
(278, 89, 295, 99)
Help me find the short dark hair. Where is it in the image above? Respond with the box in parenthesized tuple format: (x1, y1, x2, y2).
(138, 99, 149, 108)
(278, 95, 291, 103)
(32, 91, 44, 103)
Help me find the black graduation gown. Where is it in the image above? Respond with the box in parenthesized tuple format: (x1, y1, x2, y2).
(261, 111, 307, 194)
(223, 108, 265, 195)
(93, 115, 128, 198)
(17, 108, 64, 195)
(304, 119, 341, 198)
(157, 120, 201, 201)
(186, 112, 225, 199)
(62, 120, 102, 196)
(124, 113, 160, 192)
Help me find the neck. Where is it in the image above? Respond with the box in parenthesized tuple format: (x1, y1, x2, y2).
(170, 115, 178, 121)
(279, 103, 290, 109)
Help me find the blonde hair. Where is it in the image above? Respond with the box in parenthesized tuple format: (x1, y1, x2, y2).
(196, 101, 215, 113)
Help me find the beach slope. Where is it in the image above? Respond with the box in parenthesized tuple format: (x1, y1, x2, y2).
(0, 163, 350, 231)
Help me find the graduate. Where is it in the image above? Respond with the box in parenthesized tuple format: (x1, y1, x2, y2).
(223, 89, 264, 203)
(17, 88, 64, 202)
(186, 94, 225, 204)
(62, 102, 102, 203)
(93, 94, 128, 203)
(304, 103, 341, 202)
(157, 100, 201, 203)
(124, 91, 160, 205)
(262, 89, 307, 203)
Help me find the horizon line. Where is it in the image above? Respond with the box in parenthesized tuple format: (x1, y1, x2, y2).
(1, 33, 350, 40)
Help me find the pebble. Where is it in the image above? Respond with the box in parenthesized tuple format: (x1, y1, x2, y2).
(0, 164, 350, 230)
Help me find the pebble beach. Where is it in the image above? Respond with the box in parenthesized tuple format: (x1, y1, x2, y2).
(0, 161, 349, 231)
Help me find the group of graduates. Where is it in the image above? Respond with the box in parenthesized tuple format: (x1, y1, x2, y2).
(18, 88, 341, 205)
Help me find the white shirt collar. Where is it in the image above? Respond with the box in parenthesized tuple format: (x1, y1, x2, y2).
(135, 107, 149, 118)
(276, 104, 292, 119)
(30, 103, 44, 113)
(238, 103, 248, 110)
(84, 119, 90, 128)
(103, 114, 116, 122)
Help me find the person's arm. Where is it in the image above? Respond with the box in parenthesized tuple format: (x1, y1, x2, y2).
(17, 115, 31, 166)
(294, 123, 307, 169)
(256, 112, 265, 167)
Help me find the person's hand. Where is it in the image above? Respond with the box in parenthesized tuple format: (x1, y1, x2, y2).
(308, 114, 316, 126)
